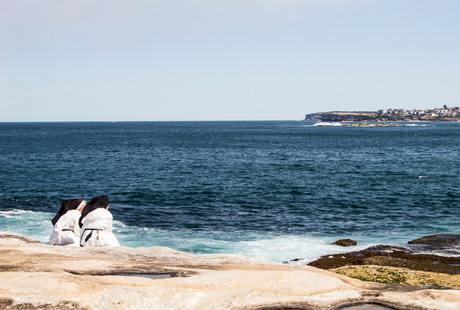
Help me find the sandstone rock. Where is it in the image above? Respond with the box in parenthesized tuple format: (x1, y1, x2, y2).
(1, 232, 460, 310)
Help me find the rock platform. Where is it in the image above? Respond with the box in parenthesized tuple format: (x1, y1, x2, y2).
(1, 232, 460, 310)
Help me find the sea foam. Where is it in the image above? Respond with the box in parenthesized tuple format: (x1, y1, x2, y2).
(0, 209, 404, 263)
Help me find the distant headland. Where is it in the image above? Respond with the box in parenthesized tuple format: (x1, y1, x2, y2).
(305, 105, 460, 122)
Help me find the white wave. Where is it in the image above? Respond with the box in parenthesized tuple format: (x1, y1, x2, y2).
(0, 209, 53, 242)
(0, 209, 39, 218)
(228, 235, 357, 263)
(114, 225, 383, 263)
(404, 123, 429, 127)
(112, 220, 127, 227)
(313, 122, 342, 127)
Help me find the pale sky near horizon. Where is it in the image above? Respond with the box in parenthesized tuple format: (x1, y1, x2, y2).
(1, 0, 459, 122)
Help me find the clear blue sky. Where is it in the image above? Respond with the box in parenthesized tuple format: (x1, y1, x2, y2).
(1, 0, 459, 121)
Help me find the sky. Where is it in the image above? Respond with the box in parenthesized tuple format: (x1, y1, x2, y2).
(0, 0, 459, 122)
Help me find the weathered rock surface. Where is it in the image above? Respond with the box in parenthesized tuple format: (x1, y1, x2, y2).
(1, 232, 460, 310)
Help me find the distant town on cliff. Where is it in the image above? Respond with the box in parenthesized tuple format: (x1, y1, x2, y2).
(304, 105, 460, 122)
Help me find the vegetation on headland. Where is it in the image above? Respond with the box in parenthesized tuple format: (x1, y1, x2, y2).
(305, 105, 460, 122)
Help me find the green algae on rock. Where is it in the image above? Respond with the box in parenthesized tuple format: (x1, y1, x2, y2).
(332, 265, 460, 290)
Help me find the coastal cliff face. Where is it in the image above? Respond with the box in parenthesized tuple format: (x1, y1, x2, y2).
(1, 232, 460, 310)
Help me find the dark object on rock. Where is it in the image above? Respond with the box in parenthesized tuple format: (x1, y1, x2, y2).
(408, 234, 460, 247)
(307, 245, 460, 275)
(333, 239, 357, 247)
(408, 234, 460, 257)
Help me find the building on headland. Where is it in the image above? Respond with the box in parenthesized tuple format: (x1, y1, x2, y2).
(378, 106, 460, 118)
(305, 106, 460, 122)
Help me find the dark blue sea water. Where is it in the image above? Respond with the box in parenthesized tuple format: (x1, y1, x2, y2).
(1, 121, 459, 262)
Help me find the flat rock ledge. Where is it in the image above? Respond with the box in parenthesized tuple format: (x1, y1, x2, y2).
(1, 232, 460, 310)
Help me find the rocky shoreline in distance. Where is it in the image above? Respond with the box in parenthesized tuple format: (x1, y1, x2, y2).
(304, 111, 460, 122)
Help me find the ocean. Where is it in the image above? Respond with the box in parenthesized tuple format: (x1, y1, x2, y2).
(1, 121, 459, 263)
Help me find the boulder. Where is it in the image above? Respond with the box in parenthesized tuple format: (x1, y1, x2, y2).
(333, 239, 358, 247)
